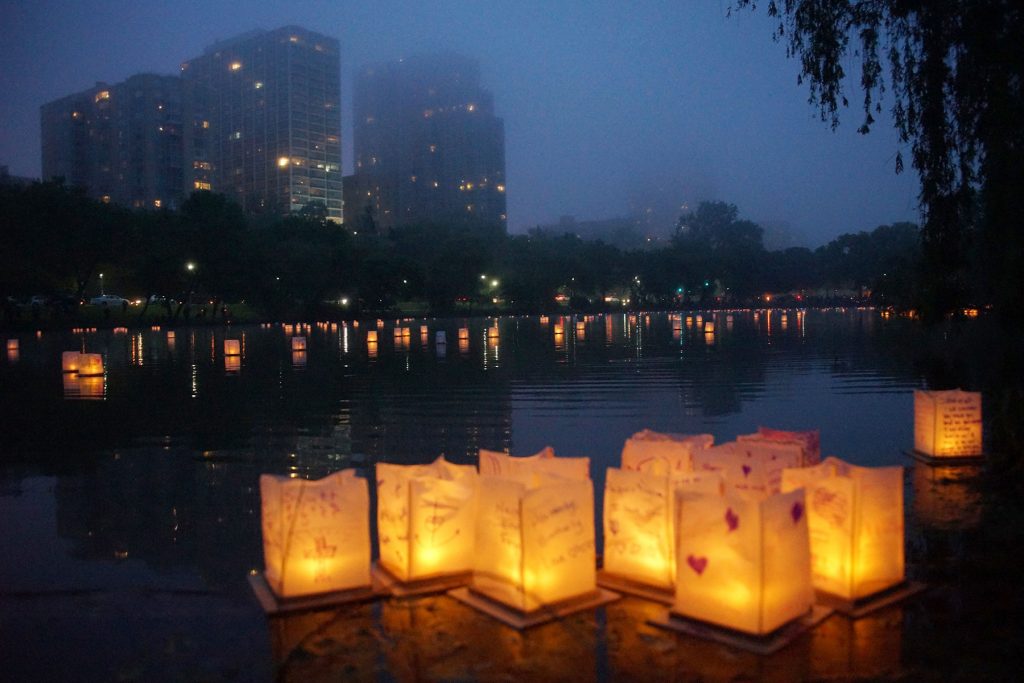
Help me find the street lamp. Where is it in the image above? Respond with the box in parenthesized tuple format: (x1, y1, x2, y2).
(186, 262, 196, 273)
(99, 273, 104, 295)
(490, 279, 499, 288)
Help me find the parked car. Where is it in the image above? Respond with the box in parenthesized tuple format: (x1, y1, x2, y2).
(89, 295, 129, 307)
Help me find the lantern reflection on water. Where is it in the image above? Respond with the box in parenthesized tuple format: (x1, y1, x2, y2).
(376, 456, 478, 584)
(259, 469, 371, 599)
(292, 350, 306, 368)
(63, 373, 105, 400)
(673, 487, 813, 635)
(782, 457, 904, 601)
(291, 336, 306, 351)
(913, 389, 983, 458)
(911, 460, 983, 530)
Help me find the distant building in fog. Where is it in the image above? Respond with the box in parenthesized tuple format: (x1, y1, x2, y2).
(345, 53, 506, 232)
(40, 74, 196, 209)
(181, 26, 342, 222)
(0, 165, 36, 187)
(535, 215, 659, 250)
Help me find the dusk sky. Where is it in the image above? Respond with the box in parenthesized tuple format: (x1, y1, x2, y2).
(0, 0, 919, 245)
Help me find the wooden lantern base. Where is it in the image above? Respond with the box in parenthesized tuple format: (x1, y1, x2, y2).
(815, 580, 927, 618)
(648, 605, 834, 655)
(248, 571, 387, 616)
(448, 586, 621, 630)
(904, 449, 984, 467)
(372, 561, 472, 598)
(596, 570, 675, 605)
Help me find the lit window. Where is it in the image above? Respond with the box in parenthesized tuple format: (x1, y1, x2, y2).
(72, 111, 80, 119)
(278, 157, 290, 168)
(201, 120, 210, 129)
(230, 61, 243, 71)
(467, 103, 476, 112)
(429, 144, 437, 153)
(194, 180, 211, 190)
(254, 81, 264, 90)
(497, 184, 506, 193)
(94, 90, 110, 102)
(289, 35, 299, 43)
(154, 199, 162, 208)
(101, 195, 111, 203)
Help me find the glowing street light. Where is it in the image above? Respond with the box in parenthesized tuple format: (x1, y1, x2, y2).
(186, 262, 196, 273)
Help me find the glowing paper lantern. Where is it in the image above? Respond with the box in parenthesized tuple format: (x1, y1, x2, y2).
(553, 322, 565, 335)
(478, 447, 589, 480)
(539, 315, 549, 325)
(704, 321, 715, 334)
(738, 427, 821, 466)
(458, 327, 470, 341)
(62, 351, 81, 373)
(224, 339, 241, 356)
(77, 353, 104, 377)
(291, 336, 306, 351)
(473, 472, 596, 612)
(366, 330, 378, 344)
(603, 468, 674, 589)
(376, 456, 478, 582)
(259, 469, 371, 598)
(781, 457, 904, 601)
(6, 339, 18, 351)
(488, 324, 499, 338)
(694, 441, 803, 498)
(673, 487, 812, 635)
(913, 389, 982, 457)
(621, 430, 713, 479)
(420, 325, 429, 335)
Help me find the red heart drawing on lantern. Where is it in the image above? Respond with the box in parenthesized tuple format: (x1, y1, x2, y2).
(725, 507, 739, 531)
(742, 464, 751, 477)
(791, 501, 804, 524)
(687, 554, 708, 575)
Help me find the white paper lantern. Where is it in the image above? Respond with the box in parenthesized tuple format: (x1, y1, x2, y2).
(376, 456, 478, 582)
(620, 430, 714, 479)
(473, 472, 597, 612)
(782, 457, 904, 601)
(738, 427, 821, 466)
(77, 353, 104, 377)
(694, 441, 803, 498)
(478, 447, 589, 480)
(673, 487, 812, 635)
(224, 339, 241, 356)
(914, 389, 982, 457)
(260, 469, 371, 598)
(62, 351, 81, 373)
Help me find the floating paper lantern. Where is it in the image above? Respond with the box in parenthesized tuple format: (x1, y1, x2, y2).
(166, 331, 175, 341)
(685, 316, 693, 327)
(224, 339, 241, 356)
(473, 472, 597, 612)
(376, 319, 384, 328)
(260, 469, 371, 598)
(913, 389, 982, 457)
(62, 351, 81, 373)
(376, 456, 478, 582)
(366, 330, 378, 344)
(704, 321, 715, 334)
(402, 327, 411, 338)
(291, 336, 306, 351)
(553, 322, 565, 335)
(673, 487, 812, 635)
(694, 441, 803, 498)
(6, 339, 18, 352)
(458, 327, 470, 341)
(539, 316, 549, 325)
(487, 325, 499, 338)
(738, 427, 821, 466)
(77, 353, 104, 377)
(782, 457, 904, 601)
(621, 430, 714, 479)
(479, 447, 589, 480)
(604, 469, 723, 592)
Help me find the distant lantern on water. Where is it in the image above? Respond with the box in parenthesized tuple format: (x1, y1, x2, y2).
(224, 339, 241, 356)
(704, 321, 715, 334)
(553, 322, 565, 336)
(6, 339, 18, 352)
(62, 351, 81, 373)
(487, 324, 499, 338)
(259, 469, 372, 599)
(539, 315, 549, 325)
(782, 457, 904, 602)
(672, 486, 813, 635)
(913, 389, 983, 458)
(458, 327, 470, 341)
(366, 330, 378, 344)
(376, 456, 478, 584)
(420, 325, 429, 335)
(167, 331, 175, 341)
(291, 336, 306, 351)
(77, 353, 104, 377)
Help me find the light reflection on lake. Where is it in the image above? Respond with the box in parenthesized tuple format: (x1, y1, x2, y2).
(0, 310, 982, 680)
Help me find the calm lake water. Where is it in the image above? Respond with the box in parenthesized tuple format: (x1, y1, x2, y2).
(0, 310, 990, 681)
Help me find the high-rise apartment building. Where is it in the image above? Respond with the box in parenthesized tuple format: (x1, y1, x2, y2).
(346, 53, 506, 232)
(181, 26, 342, 222)
(41, 74, 196, 209)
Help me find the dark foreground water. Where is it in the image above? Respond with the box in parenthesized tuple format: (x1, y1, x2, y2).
(0, 310, 1005, 681)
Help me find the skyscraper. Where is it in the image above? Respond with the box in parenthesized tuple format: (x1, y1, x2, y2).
(41, 74, 195, 209)
(181, 26, 343, 222)
(346, 53, 506, 232)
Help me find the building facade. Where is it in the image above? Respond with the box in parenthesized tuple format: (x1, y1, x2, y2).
(181, 26, 342, 222)
(40, 74, 193, 209)
(346, 53, 506, 232)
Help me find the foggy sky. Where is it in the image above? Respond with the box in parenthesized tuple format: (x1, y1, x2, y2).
(0, 0, 920, 245)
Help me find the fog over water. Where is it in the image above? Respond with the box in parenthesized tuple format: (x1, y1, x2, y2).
(0, 0, 919, 243)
